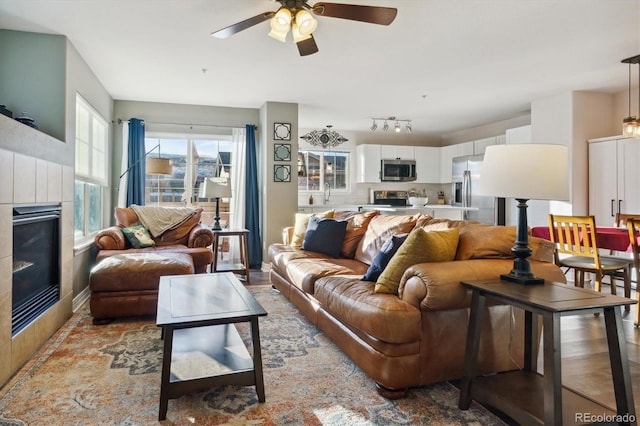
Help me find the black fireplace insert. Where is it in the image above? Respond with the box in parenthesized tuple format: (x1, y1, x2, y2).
(12, 204, 61, 336)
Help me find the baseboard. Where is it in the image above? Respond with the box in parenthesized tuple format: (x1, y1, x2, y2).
(72, 286, 91, 313)
(260, 262, 271, 272)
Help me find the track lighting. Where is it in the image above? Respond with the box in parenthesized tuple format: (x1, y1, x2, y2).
(621, 55, 640, 138)
(370, 116, 412, 134)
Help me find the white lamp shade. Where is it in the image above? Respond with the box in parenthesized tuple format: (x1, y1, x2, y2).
(477, 144, 570, 201)
(200, 177, 231, 199)
(146, 157, 172, 175)
(295, 10, 317, 36)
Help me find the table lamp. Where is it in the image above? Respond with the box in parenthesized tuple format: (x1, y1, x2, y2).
(477, 144, 569, 284)
(200, 177, 232, 230)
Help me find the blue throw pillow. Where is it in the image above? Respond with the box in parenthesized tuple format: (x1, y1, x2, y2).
(302, 216, 348, 258)
(362, 233, 409, 281)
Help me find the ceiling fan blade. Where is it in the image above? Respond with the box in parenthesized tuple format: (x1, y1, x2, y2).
(211, 11, 275, 39)
(312, 2, 397, 25)
(297, 35, 319, 56)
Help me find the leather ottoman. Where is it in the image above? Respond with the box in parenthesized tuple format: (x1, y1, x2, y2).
(89, 252, 194, 324)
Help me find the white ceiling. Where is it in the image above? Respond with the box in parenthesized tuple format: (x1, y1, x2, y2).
(0, 0, 639, 139)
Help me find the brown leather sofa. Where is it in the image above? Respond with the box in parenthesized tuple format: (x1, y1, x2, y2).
(90, 207, 214, 323)
(94, 207, 214, 273)
(269, 211, 566, 397)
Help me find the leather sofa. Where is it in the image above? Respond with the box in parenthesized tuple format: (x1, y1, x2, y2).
(269, 211, 566, 397)
(94, 207, 214, 273)
(90, 207, 214, 323)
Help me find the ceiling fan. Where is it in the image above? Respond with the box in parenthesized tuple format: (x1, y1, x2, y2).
(211, 1, 397, 56)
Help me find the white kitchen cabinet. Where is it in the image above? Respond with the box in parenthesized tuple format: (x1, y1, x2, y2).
(356, 144, 381, 183)
(457, 141, 474, 157)
(380, 145, 415, 160)
(588, 136, 640, 226)
(414, 146, 440, 183)
(473, 137, 497, 155)
(433, 208, 464, 221)
(506, 125, 532, 144)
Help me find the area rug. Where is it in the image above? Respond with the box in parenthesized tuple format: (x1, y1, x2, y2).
(0, 285, 505, 425)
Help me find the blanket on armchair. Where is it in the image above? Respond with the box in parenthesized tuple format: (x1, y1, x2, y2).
(130, 205, 196, 237)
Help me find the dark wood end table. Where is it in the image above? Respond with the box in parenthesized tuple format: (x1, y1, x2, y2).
(156, 272, 267, 420)
(458, 279, 637, 426)
(211, 228, 251, 285)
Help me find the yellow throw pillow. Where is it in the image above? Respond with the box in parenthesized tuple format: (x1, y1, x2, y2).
(375, 228, 459, 294)
(290, 210, 334, 247)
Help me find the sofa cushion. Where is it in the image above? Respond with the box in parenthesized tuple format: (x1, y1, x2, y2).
(121, 225, 155, 248)
(354, 214, 421, 265)
(362, 233, 408, 282)
(287, 257, 368, 295)
(302, 217, 348, 258)
(314, 276, 422, 344)
(333, 210, 379, 258)
(290, 210, 334, 247)
(375, 228, 459, 294)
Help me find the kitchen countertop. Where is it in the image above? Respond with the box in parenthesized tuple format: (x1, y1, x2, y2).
(359, 205, 478, 211)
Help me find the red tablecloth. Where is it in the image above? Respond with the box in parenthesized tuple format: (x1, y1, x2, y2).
(531, 226, 636, 252)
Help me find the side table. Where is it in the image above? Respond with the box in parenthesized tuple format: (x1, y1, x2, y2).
(458, 279, 637, 425)
(211, 228, 251, 285)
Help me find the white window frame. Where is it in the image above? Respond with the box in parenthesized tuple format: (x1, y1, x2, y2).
(74, 94, 108, 245)
(298, 150, 351, 193)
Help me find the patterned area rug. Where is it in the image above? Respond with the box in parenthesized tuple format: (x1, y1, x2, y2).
(0, 285, 505, 425)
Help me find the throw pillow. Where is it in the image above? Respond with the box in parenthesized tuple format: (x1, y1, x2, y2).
(375, 228, 459, 294)
(290, 209, 334, 247)
(362, 233, 408, 281)
(121, 225, 156, 248)
(302, 217, 348, 258)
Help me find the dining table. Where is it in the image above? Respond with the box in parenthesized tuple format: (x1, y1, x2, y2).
(531, 225, 638, 253)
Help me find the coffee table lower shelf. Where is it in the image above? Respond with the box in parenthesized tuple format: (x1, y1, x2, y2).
(160, 323, 261, 417)
(471, 370, 616, 426)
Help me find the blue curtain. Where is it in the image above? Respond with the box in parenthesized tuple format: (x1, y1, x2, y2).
(245, 124, 262, 268)
(126, 118, 146, 206)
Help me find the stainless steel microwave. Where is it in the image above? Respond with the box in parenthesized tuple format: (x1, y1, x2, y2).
(381, 159, 417, 182)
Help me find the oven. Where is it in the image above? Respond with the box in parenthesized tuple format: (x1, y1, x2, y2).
(371, 190, 409, 206)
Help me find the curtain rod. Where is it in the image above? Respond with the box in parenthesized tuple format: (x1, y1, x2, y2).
(115, 118, 250, 130)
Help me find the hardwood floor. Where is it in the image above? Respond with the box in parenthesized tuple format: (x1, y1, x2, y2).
(249, 270, 640, 421)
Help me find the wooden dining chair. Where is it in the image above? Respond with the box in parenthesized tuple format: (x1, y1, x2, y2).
(615, 213, 640, 227)
(627, 218, 640, 326)
(548, 214, 632, 299)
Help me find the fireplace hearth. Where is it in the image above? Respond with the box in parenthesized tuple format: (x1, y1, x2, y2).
(12, 204, 62, 336)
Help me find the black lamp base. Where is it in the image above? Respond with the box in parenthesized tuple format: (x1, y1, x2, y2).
(500, 272, 544, 285)
(212, 197, 222, 231)
(502, 198, 545, 285)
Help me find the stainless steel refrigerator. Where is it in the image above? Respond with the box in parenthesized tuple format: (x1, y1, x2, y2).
(451, 154, 505, 225)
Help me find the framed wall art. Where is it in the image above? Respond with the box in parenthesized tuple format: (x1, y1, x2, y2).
(274, 122, 291, 141)
(274, 164, 291, 182)
(274, 143, 291, 161)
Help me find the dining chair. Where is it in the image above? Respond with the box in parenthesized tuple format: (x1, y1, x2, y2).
(626, 218, 640, 327)
(548, 214, 632, 300)
(615, 213, 640, 227)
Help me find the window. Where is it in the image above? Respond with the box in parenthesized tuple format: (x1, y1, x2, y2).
(74, 95, 107, 242)
(297, 150, 349, 191)
(145, 135, 233, 227)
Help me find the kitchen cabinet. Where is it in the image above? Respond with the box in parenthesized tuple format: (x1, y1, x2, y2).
(380, 145, 415, 160)
(588, 136, 640, 226)
(414, 146, 440, 183)
(356, 144, 382, 183)
(473, 135, 506, 155)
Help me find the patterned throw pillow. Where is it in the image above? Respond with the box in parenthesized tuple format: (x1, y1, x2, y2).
(122, 225, 156, 248)
(375, 228, 459, 294)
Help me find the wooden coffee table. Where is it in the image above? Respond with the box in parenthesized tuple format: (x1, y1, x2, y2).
(156, 272, 267, 420)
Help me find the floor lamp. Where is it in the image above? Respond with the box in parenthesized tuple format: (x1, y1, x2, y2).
(477, 144, 569, 284)
(200, 177, 232, 230)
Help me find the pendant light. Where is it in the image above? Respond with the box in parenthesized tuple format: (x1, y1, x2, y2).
(621, 55, 640, 138)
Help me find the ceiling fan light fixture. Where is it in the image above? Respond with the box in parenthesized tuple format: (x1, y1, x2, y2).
(268, 7, 291, 42)
(292, 22, 311, 42)
(295, 9, 317, 36)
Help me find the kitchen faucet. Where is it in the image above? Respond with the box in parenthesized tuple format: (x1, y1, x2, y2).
(324, 182, 331, 204)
